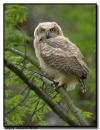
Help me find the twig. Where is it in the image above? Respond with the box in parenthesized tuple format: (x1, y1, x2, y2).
(19, 86, 28, 95)
(27, 100, 40, 125)
(24, 67, 54, 87)
(5, 59, 80, 126)
(5, 88, 30, 115)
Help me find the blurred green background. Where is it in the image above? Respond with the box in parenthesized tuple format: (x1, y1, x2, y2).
(4, 4, 96, 126)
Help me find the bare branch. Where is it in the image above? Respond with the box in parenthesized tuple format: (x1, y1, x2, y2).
(5, 59, 80, 126)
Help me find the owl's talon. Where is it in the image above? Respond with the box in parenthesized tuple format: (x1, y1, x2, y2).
(81, 87, 87, 93)
(54, 81, 59, 86)
(53, 81, 62, 91)
(55, 85, 61, 91)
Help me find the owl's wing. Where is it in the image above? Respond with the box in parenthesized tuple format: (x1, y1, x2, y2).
(40, 37, 89, 78)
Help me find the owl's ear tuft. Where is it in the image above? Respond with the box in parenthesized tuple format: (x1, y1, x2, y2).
(53, 22, 61, 29)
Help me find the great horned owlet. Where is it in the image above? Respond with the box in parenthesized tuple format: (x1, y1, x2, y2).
(34, 22, 89, 93)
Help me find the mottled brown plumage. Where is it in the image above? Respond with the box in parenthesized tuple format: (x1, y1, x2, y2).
(34, 22, 89, 93)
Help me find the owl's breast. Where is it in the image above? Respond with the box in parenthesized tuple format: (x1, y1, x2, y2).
(35, 46, 62, 79)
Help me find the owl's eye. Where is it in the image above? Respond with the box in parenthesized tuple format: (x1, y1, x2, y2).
(40, 28, 45, 33)
(50, 28, 56, 32)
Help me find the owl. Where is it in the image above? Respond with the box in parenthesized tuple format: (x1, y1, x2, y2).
(34, 22, 89, 93)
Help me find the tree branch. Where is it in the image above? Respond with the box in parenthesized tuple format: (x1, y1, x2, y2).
(4, 59, 79, 126)
(23, 67, 89, 126)
(57, 88, 89, 126)
(25, 67, 54, 87)
(5, 48, 40, 69)
(4, 48, 89, 126)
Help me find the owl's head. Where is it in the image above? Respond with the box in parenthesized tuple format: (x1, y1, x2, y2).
(34, 22, 63, 39)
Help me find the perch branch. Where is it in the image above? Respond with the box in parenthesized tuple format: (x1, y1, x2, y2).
(24, 68, 89, 126)
(5, 59, 79, 126)
(25, 67, 54, 86)
(4, 48, 89, 125)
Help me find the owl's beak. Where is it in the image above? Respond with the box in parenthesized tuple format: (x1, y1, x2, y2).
(46, 31, 50, 39)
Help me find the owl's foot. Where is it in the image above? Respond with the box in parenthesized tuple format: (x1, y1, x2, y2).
(53, 81, 64, 91)
(79, 79, 88, 94)
(81, 86, 88, 93)
(54, 82, 62, 91)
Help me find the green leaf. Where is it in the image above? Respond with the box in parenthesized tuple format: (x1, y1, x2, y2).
(5, 90, 13, 98)
(82, 112, 93, 119)
(64, 122, 70, 126)
(38, 121, 48, 126)
(77, 107, 93, 119)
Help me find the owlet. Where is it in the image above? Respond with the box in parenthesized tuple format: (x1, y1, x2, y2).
(34, 22, 89, 93)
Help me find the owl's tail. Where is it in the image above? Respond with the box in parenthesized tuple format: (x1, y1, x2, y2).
(79, 78, 87, 93)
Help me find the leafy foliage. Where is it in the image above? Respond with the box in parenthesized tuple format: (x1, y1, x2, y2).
(77, 108, 93, 119)
(4, 4, 32, 48)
